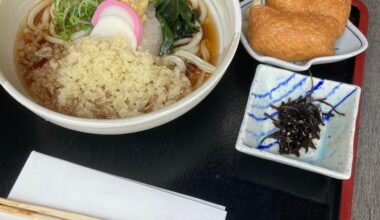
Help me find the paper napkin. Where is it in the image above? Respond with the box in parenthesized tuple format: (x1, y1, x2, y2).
(2, 151, 227, 220)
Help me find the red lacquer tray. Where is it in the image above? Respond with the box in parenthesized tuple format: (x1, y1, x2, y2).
(0, 1, 369, 219)
(340, 0, 368, 219)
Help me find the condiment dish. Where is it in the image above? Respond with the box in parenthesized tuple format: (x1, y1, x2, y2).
(240, 0, 368, 72)
(236, 65, 361, 179)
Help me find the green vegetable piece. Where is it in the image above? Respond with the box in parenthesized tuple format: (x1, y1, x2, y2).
(155, 0, 200, 55)
(156, 14, 175, 55)
(53, 0, 103, 41)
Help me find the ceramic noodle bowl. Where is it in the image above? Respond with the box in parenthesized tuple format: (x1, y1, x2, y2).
(0, 0, 242, 134)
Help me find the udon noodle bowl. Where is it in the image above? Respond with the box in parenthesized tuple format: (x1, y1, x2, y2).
(16, 0, 219, 119)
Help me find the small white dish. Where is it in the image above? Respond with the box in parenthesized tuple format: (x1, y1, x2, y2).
(236, 65, 361, 179)
(240, 0, 369, 72)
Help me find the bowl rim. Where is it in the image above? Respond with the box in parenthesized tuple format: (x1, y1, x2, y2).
(239, 0, 369, 72)
(0, 0, 242, 129)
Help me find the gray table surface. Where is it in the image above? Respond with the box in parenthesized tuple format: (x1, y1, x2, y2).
(353, 0, 380, 219)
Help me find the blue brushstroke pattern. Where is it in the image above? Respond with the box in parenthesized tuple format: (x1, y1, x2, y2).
(325, 83, 342, 98)
(251, 77, 324, 110)
(245, 128, 279, 139)
(251, 73, 296, 99)
(258, 141, 280, 150)
(324, 87, 358, 121)
(247, 111, 279, 121)
(305, 80, 325, 96)
(250, 78, 325, 110)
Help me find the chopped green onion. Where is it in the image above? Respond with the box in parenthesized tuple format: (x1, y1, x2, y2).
(53, 0, 103, 41)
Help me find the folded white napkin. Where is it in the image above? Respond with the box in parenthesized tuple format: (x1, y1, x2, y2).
(3, 151, 227, 220)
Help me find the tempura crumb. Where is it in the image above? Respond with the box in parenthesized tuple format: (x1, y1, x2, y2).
(29, 36, 192, 119)
(121, 0, 149, 20)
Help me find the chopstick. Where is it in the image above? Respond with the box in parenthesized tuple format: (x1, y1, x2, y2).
(0, 198, 101, 220)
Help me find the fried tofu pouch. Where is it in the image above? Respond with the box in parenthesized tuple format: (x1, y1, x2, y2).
(267, 0, 351, 36)
(247, 6, 339, 62)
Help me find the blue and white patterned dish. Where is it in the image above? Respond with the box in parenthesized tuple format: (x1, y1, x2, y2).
(240, 0, 369, 72)
(236, 65, 361, 179)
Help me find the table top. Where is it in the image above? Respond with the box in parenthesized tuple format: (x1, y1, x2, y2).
(0, 1, 378, 220)
(0, 45, 346, 219)
(352, 0, 380, 219)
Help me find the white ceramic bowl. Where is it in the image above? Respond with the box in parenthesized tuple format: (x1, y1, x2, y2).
(236, 65, 361, 179)
(240, 0, 368, 72)
(0, 0, 242, 135)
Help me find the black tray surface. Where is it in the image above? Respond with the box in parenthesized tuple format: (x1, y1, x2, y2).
(0, 6, 361, 220)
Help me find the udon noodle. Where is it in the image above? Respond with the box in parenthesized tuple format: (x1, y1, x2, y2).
(17, 0, 219, 119)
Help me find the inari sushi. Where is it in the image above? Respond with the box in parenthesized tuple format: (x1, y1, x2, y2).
(267, 0, 351, 36)
(247, 6, 339, 61)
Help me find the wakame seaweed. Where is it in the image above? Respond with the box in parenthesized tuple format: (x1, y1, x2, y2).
(155, 0, 200, 55)
(262, 76, 345, 157)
